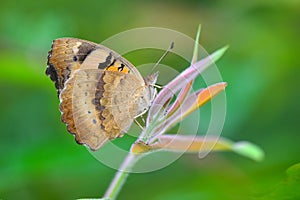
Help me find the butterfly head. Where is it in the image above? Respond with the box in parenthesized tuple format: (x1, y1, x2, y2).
(145, 71, 159, 103)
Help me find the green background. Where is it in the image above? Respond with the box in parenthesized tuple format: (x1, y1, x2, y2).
(1, 0, 299, 199)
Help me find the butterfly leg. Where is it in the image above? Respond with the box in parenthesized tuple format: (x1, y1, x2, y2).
(134, 119, 144, 130)
(152, 84, 163, 89)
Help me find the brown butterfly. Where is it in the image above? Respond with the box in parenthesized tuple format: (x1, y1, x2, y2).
(46, 38, 157, 150)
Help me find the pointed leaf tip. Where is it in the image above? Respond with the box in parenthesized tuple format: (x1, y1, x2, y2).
(195, 24, 201, 42)
(211, 45, 229, 63)
(192, 24, 202, 64)
(195, 24, 201, 44)
(232, 141, 265, 162)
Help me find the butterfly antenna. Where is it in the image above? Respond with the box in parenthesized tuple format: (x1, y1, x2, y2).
(151, 42, 174, 74)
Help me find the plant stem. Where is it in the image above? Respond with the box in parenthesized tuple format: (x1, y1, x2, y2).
(103, 153, 140, 200)
(103, 111, 158, 199)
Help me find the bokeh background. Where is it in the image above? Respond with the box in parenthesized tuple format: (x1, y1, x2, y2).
(1, 0, 300, 199)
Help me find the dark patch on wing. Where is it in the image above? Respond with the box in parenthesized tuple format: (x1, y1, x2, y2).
(73, 56, 78, 61)
(77, 42, 97, 63)
(92, 73, 106, 130)
(46, 63, 60, 94)
(46, 41, 62, 95)
(98, 52, 113, 69)
(118, 64, 125, 71)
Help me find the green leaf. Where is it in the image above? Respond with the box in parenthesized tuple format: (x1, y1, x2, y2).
(256, 163, 300, 200)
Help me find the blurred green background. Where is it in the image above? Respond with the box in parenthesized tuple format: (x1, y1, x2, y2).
(1, 0, 300, 199)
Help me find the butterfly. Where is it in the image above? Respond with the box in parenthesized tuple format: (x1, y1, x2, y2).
(46, 38, 157, 150)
